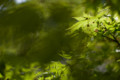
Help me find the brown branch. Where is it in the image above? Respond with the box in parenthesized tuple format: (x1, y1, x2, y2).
(103, 34, 120, 47)
(103, 27, 120, 47)
(112, 34, 120, 47)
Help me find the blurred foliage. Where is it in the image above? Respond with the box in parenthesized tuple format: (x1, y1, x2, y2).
(0, 0, 120, 80)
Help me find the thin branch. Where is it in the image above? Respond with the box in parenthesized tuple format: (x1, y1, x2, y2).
(112, 34, 120, 46)
(103, 27, 120, 47)
(103, 34, 120, 47)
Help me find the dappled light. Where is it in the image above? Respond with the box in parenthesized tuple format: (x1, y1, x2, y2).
(15, 0, 26, 4)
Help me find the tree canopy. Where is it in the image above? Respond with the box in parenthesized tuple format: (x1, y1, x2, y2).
(0, 0, 120, 80)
